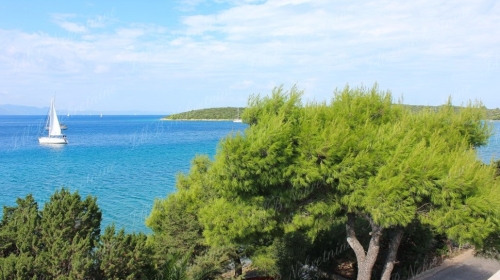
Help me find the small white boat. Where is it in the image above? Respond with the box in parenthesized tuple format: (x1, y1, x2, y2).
(233, 108, 243, 123)
(39, 97, 68, 144)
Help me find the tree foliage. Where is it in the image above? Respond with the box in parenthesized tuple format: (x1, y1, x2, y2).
(0, 195, 40, 279)
(0, 188, 189, 279)
(36, 188, 101, 278)
(198, 84, 500, 280)
(146, 155, 235, 279)
(0, 189, 102, 279)
(97, 224, 155, 279)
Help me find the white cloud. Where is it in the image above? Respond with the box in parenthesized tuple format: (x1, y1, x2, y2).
(230, 79, 255, 89)
(59, 21, 88, 33)
(86, 11, 117, 29)
(1, 0, 499, 111)
(116, 28, 145, 38)
(52, 14, 88, 33)
(94, 64, 109, 73)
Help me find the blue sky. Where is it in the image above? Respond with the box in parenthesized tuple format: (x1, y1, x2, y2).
(1, 0, 499, 114)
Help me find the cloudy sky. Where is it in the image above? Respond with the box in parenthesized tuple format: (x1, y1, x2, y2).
(0, 0, 499, 114)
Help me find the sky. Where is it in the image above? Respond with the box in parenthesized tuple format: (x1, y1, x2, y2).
(0, 0, 499, 114)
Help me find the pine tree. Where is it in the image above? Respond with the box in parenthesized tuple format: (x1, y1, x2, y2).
(198, 85, 500, 280)
(97, 224, 155, 279)
(146, 155, 232, 278)
(36, 188, 101, 279)
(0, 195, 40, 279)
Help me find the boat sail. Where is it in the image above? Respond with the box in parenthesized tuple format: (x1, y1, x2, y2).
(39, 98, 68, 144)
(233, 107, 243, 123)
(45, 123, 67, 130)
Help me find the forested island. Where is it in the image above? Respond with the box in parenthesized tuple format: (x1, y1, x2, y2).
(163, 105, 500, 121)
(162, 107, 246, 120)
(2, 85, 500, 280)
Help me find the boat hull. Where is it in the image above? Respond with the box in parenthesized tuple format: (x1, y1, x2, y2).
(38, 136, 68, 144)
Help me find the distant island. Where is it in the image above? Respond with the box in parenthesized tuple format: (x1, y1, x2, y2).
(162, 107, 245, 121)
(162, 106, 500, 121)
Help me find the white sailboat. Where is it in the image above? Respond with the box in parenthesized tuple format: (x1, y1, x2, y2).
(39, 98, 68, 144)
(233, 107, 243, 123)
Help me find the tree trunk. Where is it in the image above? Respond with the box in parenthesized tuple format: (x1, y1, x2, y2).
(381, 226, 404, 280)
(346, 213, 366, 265)
(446, 239, 453, 255)
(346, 213, 383, 280)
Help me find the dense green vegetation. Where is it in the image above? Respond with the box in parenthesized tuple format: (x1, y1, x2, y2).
(2, 85, 500, 280)
(487, 108, 500, 120)
(0, 189, 204, 279)
(191, 85, 500, 280)
(406, 105, 500, 120)
(163, 105, 500, 121)
(163, 107, 245, 120)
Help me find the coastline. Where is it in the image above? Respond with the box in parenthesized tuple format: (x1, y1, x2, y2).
(160, 118, 238, 121)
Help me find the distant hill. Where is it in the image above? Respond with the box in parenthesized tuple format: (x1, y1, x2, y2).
(163, 107, 245, 120)
(163, 106, 500, 121)
(0, 104, 48, 115)
(0, 104, 168, 115)
(406, 105, 500, 120)
(487, 109, 500, 120)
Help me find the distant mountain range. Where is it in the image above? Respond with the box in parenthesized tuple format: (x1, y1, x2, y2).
(0, 104, 169, 115)
(0, 104, 48, 115)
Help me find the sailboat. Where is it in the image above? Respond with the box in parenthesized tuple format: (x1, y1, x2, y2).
(233, 107, 243, 123)
(39, 98, 68, 144)
(45, 123, 67, 130)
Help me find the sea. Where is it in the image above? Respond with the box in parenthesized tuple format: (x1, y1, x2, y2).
(0, 115, 247, 233)
(0, 116, 499, 233)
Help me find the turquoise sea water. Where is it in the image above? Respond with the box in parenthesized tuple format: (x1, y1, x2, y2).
(0, 116, 498, 233)
(478, 121, 500, 162)
(0, 115, 247, 232)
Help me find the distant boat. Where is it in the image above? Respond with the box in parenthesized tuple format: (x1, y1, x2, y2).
(39, 97, 68, 144)
(100, 112, 103, 117)
(233, 108, 243, 123)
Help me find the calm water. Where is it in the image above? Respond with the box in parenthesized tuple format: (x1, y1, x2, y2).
(0, 117, 498, 233)
(0, 115, 246, 232)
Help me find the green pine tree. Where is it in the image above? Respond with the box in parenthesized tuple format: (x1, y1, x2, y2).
(36, 188, 101, 279)
(97, 224, 155, 279)
(0, 195, 40, 279)
(146, 155, 242, 279)
(198, 85, 500, 280)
